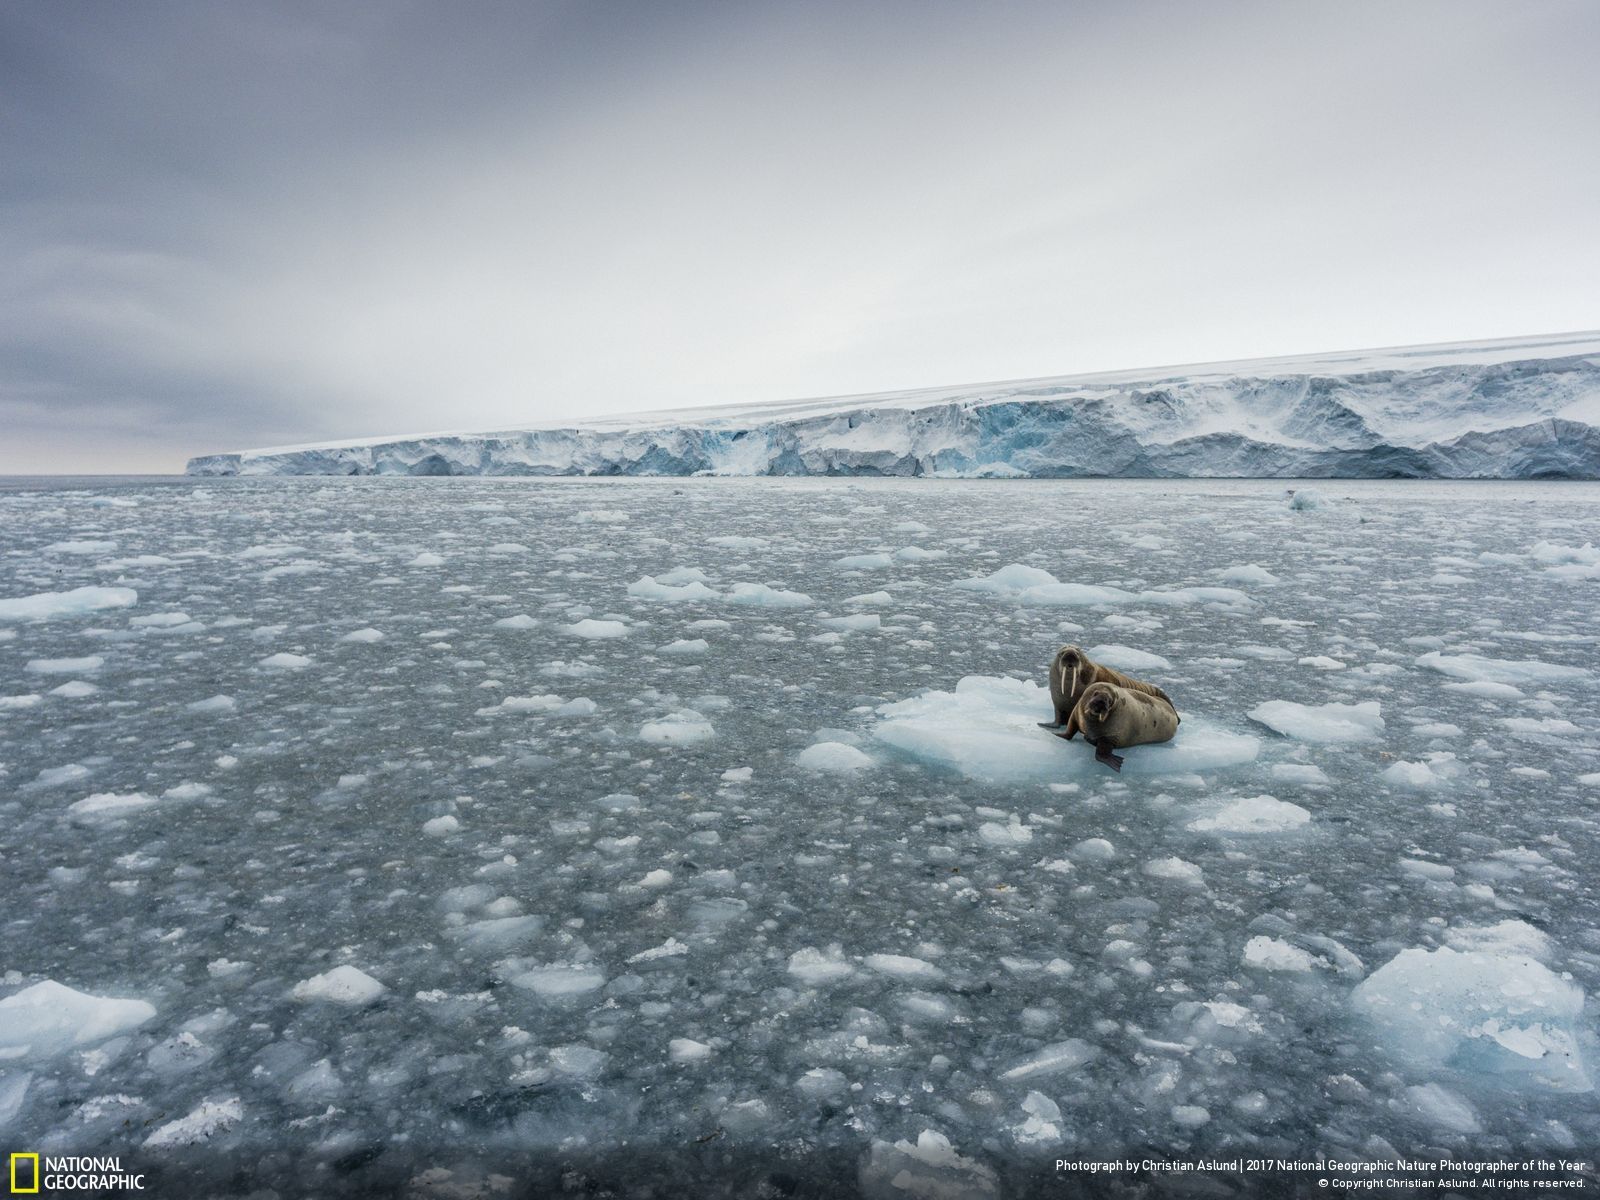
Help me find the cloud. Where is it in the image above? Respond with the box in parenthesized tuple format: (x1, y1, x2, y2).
(2, 0, 1597, 471)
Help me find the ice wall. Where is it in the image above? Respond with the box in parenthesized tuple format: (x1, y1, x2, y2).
(187, 336, 1600, 478)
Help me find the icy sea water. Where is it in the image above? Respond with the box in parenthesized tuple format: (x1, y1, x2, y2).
(2, 476, 1599, 1198)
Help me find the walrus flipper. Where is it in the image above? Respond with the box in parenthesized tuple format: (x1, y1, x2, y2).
(1037, 720, 1063, 731)
(1094, 739, 1124, 772)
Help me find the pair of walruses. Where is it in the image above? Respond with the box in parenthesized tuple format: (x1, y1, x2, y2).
(1038, 645, 1179, 771)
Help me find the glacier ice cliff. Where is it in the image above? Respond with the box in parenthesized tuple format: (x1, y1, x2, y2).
(187, 333, 1600, 479)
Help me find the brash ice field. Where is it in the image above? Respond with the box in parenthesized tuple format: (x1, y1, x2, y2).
(2, 476, 1599, 1196)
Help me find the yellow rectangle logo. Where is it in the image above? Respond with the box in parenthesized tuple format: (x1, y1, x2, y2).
(9, 1152, 40, 1194)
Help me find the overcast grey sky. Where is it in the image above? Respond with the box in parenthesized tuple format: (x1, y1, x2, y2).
(3, 0, 1597, 472)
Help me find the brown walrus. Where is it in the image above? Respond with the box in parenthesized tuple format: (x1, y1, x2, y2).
(1060, 681, 1180, 772)
(1037, 645, 1175, 733)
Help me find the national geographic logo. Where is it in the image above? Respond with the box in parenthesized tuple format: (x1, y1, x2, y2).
(8, 1154, 146, 1192)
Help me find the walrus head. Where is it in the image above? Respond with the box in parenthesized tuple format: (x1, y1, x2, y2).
(1082, 682, 1116, 721)
(1055, 645, 1085, 689)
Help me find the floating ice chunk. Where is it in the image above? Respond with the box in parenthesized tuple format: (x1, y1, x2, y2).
(0, 980, 156, 1057)
(31, 763, 92, 789)
(1298, 656, 1346, 670)
(954, 564, 1061, 594)
(407, 552, 445, 567)
(1286, 488, 1323, 510)
(340, 627, 386, 643)
(1011, 1091, 1063, 1145)
(669, 1038, 712, 1063)
(820, 613, 881, 632)
(1501, 717, 1582, 736)
(637, 869, 673, 888)
(26, 655, 105, 674)
(492, 615, 536, 630)
(1413, 721, 1463, 737)
(999, 1039, 1097, 1081)
(628, 576, 720, 603)
(143, 1097, 242, 1149)
(1443, 680, 1523, 699)
(1172, 1105, 1211, 1129)
(1416, 651, 1588, 685)
(262, 561, 321, 580)
(1446, 920, 1553, 962)
(787, 946, 856, 985)
(628, 938, 688, 963)
(1580, 772, 1600, 787)
(44, 539, 117, 554)
(51, 681, 99, 699)
(1242, 936, 1317, 973)
(835, 553, 892, 569)
(495, 694, 568, 713)
(725, 582, 812, 607)
(1530, 540, 1600, 565)
(874, 675, 1258, 784)
(258, 652, 311, 669)
(164, 782, 213, 801)
(0, 695, 42, 711)
(895, 546, 946, 561)
(640, 710, 714, 745)
(556, 697, 597, 716)
(707, 535, 767, 549)
(1219, 563, 1279, 585)
(1351, 946, 1590, 1091)
(1085, 644, 1171, 672)
(1144, 857, 1205, 886)
(423, 815, 460, 836)
(659, 638, 709, 655)
(451, 915, 544, 950)
(978, 820, 1032, 846)
(1396, 857, 1454, 883)
(846, 590, 893, 605)
(438, 884, 496, 913)
(511, 965, 607, 998)
(1401, 1083, 1480, 1133)
(645, 566, 704, 585)
(863, 954, 943, 982)
(573, 509, 628, 524)
(0, 1072, 29, 1126)
(67, 792, 156, 819)
(1189, 796, 1310, 833)
(994, 578, 1251, 608)
(1247, 699, 1383, 743)
(859, 1131, 999, 1200)
(796, 1067, 849, 1098)
(796, 742, 873, 772)
(1070, 837, 1116, 861)
(561, 619, 627, 639)
(1380, 752, 1462, 790)
(238, 543, 305, 559)
(291, 965, 386, 1006)
(129, 611, 191, 628)
(897, 992, 961, 1022)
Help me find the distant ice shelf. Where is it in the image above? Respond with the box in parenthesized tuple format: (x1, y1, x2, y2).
(186, 332, 1600, 478)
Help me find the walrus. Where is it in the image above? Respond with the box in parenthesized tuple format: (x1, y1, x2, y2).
(1037, 645, 1175, 732)
(1059, 681, 1180, 772)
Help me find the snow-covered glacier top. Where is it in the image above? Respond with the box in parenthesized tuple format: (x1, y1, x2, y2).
(187, 331, 1600, 478)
